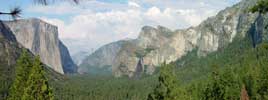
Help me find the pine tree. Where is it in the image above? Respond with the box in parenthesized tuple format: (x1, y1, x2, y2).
(22, 56, 54, 100)
(8, 49, 33, 100)
(147, 63, 181, 100)
(202, 65, 240, 100)
(202, 65, 224, 100)
(256, 43, 268, 99)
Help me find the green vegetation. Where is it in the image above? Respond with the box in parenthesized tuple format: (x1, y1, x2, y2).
(147, 63, 186, 100)
(1, 29, 268, 100)
(201, 66, 241, 100)
(8, 50, 54, 100)
(3, 34, 267, 100)
(146, 35, 268, 100)
(22, 56, 54, 100)
(52, 75, 157, 100)
(0, 48, 17, 100)
(250, 0, 268, 14)
(8, 50, 33, 99)
(49, 35, 268, 100)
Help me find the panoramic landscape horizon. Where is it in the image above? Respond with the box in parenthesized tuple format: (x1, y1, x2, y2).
(1, 0, 268, 100)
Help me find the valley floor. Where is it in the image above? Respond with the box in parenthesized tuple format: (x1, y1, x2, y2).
(52, 74, 157, 100)
(52, 36, 268, 100)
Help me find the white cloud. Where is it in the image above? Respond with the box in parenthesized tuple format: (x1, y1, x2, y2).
(128, 1, 141, 8)
(28, 0, 241, 55)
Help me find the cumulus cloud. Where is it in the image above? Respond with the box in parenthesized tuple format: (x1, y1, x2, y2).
(27, 0, 241, 55)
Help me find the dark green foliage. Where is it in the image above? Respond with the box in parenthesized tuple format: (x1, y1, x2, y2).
(22, 56, 54, 100)
(202, 66, 241, 100)
(255, 43, 268, 99)
(0, 52, 17, 100)
(0, 21, 22, 99)
(52, 75, 157, 100)
(147, 63, 181, 100)
(7, 51, 54, 100)
(8, 49, 32, 100)
(250, 0, 268, 14)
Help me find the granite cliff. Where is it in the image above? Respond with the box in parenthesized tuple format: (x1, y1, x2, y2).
(80, 0, 263, 77)
(0, 20, 67, 99)
(5, 18, 77, 74)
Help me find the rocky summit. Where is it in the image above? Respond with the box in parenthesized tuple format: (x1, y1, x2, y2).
(80, 0, 263, 77)
(4, 18, 77, 74)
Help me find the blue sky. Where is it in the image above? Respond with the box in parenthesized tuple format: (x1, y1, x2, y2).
(0, 0, 241, 55)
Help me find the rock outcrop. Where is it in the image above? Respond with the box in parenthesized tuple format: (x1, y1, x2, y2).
(5, 18, 77, 74)
(80, 0, 262, 77)
(0, 21, 24, 99)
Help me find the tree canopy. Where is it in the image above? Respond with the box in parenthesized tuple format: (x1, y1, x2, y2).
(8, 50, 54, 100)
(250, 0, 268, 14)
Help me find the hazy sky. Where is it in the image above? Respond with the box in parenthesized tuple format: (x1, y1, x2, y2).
(0, 0, 241, 55)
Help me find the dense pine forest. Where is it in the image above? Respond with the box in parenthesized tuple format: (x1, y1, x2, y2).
(52, 75, 157, 100)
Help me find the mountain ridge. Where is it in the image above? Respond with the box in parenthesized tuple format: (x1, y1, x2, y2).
(80, 0, 260, 77)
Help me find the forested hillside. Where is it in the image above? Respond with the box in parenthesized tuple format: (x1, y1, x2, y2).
(0, 21, 22, 100)
(51, 30, 268, 99)
(50, 0, 268, 98)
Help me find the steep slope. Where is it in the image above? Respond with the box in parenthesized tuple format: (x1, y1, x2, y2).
(79, 40, 126, 74)
(5, 18, 77, 74)
(59, 41, 77, 73)
(80, 0, 260, 77)
(0, 21, 22, 99)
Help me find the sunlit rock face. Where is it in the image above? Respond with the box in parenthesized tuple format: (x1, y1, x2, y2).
(80, 0, 264, 77)
(5, 18, 77, 74)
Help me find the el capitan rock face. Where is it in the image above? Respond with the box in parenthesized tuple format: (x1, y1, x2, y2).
(80, 0, 263, 77)
(5, 18, 77, 74)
